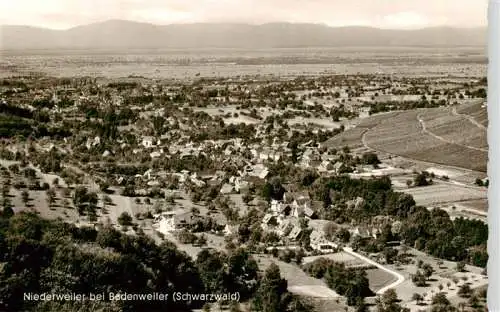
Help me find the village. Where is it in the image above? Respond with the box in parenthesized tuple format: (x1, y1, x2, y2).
(0, 73, 489, 312)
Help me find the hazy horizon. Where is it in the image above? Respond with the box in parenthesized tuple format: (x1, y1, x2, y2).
(0, 19, 489, 31)
(0, 0, 488, 30)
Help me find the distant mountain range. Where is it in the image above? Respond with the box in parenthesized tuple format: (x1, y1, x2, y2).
(0, 20, 487, 50)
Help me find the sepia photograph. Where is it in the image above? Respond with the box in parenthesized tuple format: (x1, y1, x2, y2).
(0, 1, 493, 311)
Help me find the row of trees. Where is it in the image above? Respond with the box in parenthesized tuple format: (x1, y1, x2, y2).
(0, 211, 312, 312)
(303, 258, 373, 306)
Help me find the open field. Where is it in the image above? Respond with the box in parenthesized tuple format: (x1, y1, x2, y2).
(420, 108, 487, 150)
(11, 188, 81, 222)
(455, 100, 488, 127)
(364, 110, 487, 172)
(396, 181, 486, 207)
(325, 111, 400, 149)
(302, 252, 371, 268)
(254, 255, 340, 299)
(366, 268, 398, 293)
(395, 248, 487, 310)
(456, 199, 488, 211)
(325, 100, 488, 174)
(0, 47, 487, 79)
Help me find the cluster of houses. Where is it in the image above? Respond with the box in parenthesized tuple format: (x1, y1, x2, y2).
(258, 193, 319, 242)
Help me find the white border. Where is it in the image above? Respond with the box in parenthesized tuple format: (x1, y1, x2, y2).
(489, 1, 499, 311)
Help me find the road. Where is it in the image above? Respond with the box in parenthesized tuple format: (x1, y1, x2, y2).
(361, 128, 483, 175)
(343, 247, 405, 295)
(416, 113, 487, 153)
(451, 106, 486, 131)
(360, 111, 486, 175)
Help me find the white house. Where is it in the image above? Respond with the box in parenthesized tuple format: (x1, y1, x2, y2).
(234, 178, 250, 193)
(289, 194, 312, 218)
(312, 242, 339, 253)
(191, 175, 206, 187)
(224, 224, 240, 236)
(220, 183, 233, 194)
(155, 211, 198, 234)
(142, 136, 155, 148)
(317, 160, 333, 173)
(86, 136, 101, 150)
(250, 164, 269, 179)
(288, 226, 302, 241)
(352, 226, 380, 239)
(277, 220, 293, 237)
(270, 200, 282, 215)
(150, 151, 161, 158)
(143, 169, 153, 180)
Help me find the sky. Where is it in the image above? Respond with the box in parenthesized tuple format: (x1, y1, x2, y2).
(0, 0, 488, 30)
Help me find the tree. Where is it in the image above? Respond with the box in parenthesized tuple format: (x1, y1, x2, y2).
(73, 187, 98, 216)
(323, 222, 337, 241)
(242, 193, 253, 204)
(290, 141, 299, 164)
(103, 195, 113, 205)
(226, 248, 259, 298)
(412, 293, 423, 305)
(295, 249, 305, 265)
(152, 116, 166, 136)
(414, 172, 430, 187)
(196, 249, 227, 293)
(299, 226, 312, 249)
(383, 247, 398, 264)
(118, 212, 133, 226)
(202, 303, 211, 312)
(2, 205, 14, 218)
(356, 297, 368, 312)
(468, 295, 480, 308)
(375, 289, 408, 312)
(99, 181, 110, 192)
(46, 188, 56, 208)
(456, 261, 466, 273)
(431, 292, 450, 306)
(411, 270, 427, 287)
(336, 228, 351, 243)
(457, 284, 472, 298)
(2, 181, 10, 198)
(251, 263, 288, 312)
(21, 190, 30, 206)
(361, 152, 380, 166)
(261, 183, 273, 202)
(382, 289, 398, 306)
(422, 264, 434, 280)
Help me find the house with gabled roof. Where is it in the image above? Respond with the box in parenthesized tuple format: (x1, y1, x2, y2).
(353, 226, 380, 240)
(288, 226, 302, 241)
(142, 136, 155, 148)
(155, 211, 200, 234)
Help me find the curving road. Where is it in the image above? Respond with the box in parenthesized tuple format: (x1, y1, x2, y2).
(360, 126, 483, 175)
(451, 106, 487, 131)
(416, 113, 487, 153)
(343, 247, 405, 295)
